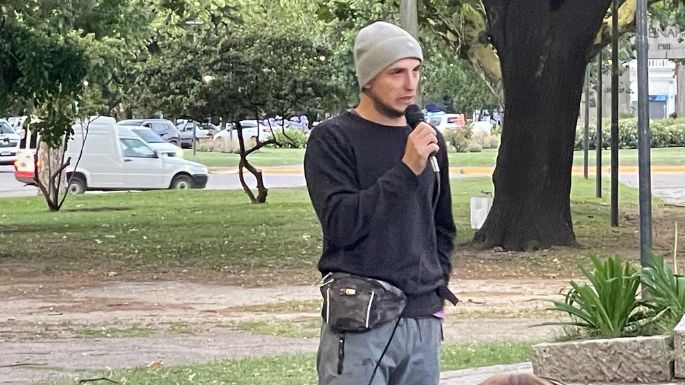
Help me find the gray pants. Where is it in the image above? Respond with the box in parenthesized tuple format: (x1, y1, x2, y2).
(317, 317, 442, 385)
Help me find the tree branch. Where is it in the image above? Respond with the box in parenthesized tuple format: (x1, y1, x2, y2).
(425, 1, 504, 106)
(589, 0, 661, 57)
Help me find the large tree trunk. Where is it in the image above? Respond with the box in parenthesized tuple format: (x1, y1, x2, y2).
(474, 0, 612, 251)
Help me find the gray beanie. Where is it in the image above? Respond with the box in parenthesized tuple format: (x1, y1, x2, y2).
(353, 21, 423, 89)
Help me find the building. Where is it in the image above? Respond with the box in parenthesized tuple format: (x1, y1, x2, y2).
(584, 24, 685, 124)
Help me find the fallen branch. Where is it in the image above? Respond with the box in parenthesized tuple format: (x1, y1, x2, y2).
(78, 378, 118, 384)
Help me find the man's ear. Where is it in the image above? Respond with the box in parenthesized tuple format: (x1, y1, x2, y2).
(361, 79, 373, 93)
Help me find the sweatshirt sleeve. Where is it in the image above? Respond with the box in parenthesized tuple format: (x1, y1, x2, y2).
(304, 124, 419, 248)
(434, 132, 456, 283)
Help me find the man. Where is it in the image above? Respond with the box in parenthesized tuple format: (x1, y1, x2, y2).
(304, 21, 457, 385)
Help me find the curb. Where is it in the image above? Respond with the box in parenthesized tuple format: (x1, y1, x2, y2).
(208, 165, 685, 175)
(440, 362, 532, 385)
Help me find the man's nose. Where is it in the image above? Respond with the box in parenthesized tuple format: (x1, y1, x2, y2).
(403, 72, 418, 89)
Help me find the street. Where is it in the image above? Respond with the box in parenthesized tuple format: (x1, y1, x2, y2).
(0, 165, 683, 205)
(0, 165, 307, 198)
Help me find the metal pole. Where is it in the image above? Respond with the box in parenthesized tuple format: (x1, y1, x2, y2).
(584, 65, 590, 179)
(596, 51, 603, 198)
(192, 121, 197, 156)
(610, 0, 620, 227)
(636, 0, 652, 266)
(400, 0, 421, 106)
(677, 64, 685, 116)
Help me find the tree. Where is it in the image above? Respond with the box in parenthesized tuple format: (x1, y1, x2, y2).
(202, 26, 341, 203)
(0, 18, 89, 211)
(468, 1, 613, 250)
(421, 0, 683, 250)
(421, 34, 499, 115)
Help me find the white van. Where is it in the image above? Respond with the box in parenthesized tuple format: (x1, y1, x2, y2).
(13, 122, 39, 184)
(64, 116, 208, 193)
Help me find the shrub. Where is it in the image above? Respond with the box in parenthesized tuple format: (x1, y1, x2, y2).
(444, 128, 470, 153)
(269, 129, 308, 149)
(471, 132, 501, 149)
(641, 254, 685, 330)
(548, 255, 647, 338)
(574, 117, 685, 150)
(467, 142, 483, 152)
(196, 139, 243, 154)
(548, 254, 685, 340)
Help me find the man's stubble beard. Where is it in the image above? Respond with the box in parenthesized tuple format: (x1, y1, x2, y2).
(365, 88, 404, 120)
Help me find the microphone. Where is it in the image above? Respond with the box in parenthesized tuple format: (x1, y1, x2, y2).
(404, 105, 439, 173)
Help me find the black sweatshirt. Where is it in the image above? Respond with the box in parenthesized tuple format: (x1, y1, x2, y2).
(304, 111, 456, 317)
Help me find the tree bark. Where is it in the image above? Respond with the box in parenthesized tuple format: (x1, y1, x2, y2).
(474, 0, 611, 251)
(34, 140, 69, 211)
(235, 121, 269, 204)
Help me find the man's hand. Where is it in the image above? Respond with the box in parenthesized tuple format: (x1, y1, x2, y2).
(402, 122, 438, 175)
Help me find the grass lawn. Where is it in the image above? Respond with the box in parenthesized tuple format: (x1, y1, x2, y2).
(49, 342, 531, 385)
(184, 148, 304, 168)
(572, 147, 685, 167)
(186, 147, 684, 168)
(0, 176, 661, 280)
(447, 147, 685, 168)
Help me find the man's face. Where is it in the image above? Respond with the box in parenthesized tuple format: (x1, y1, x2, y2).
(363, 58, 421, 119)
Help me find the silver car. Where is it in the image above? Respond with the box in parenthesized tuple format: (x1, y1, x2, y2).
(0, 119, 21, 165)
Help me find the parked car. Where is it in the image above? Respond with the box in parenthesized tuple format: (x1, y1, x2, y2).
(118, 119, 181, 146)
(176, 120, 217, 135)
(176, 121, 214, 148)
(65, 117, 208, 193)
(0, 119, 21, 165)
(427, 113, 466, 132)
(126, 126, 184, 158)
(213, 120, 272, 143)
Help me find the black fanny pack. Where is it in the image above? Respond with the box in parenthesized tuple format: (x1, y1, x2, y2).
(319, 272, 406, 333)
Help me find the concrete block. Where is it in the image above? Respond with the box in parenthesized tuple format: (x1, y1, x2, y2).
(674, 315, 685, 378)
(532, 335, 674, 383)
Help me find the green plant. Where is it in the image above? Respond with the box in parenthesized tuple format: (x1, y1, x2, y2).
(467, 142, 483, 152)
(641, 254, 685, 327)
(548, 255, 647, 338)
(575, 118, 685, 150)
(470, 132, 500, 149)
(269, 129, 308, 149)
(195, 139, 242, 153)
(444, 127, 470, 152)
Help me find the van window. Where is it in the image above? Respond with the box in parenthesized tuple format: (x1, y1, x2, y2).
(0, 121, 14, 134)
(120, 138, 156, 158)
(428, 117, 442, 126)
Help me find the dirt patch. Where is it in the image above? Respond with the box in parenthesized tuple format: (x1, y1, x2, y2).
(0, 277, 567, 385)
(2, 205, 682, 384)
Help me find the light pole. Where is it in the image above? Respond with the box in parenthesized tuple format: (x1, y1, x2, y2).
(596, 51, 603, 198)
(610, 0, 620, 227)
(185, 20, 204, 156)
(400, 0, 421, 105)
(636, 0, 653, 266)
(584, 64, 590, 180)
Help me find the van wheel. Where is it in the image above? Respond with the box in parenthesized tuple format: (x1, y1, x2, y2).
(171, 175, 193, 189)
(68, 175, 86, 194)
(169, 138, 181, 147)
